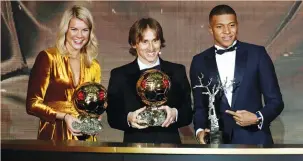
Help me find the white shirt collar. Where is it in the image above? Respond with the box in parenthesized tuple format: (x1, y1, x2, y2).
(214, 40, 237, 50)
(137, 57, 160, 70)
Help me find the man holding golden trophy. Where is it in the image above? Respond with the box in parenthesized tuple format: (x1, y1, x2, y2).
(106, 18, 193, 144)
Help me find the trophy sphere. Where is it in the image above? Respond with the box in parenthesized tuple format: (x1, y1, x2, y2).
(73, 82, 107, 118)
(136, 69, 171, 107)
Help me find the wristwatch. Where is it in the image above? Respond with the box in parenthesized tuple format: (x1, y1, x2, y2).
(255, 112, 262, 124)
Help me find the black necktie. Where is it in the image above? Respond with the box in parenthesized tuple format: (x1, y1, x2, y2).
(215, 43, 238, 55)
(140, 65, 161, 73)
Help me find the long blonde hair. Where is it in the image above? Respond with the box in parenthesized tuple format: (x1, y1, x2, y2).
(56, 5, 98, 67)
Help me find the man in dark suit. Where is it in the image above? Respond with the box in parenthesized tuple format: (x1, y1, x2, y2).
(107, 18, 193, 144)
(190, 5, 284, 144)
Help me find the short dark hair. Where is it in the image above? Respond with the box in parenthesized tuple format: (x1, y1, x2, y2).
(209, 4, 237, 22)
(128, 18, 166, 56)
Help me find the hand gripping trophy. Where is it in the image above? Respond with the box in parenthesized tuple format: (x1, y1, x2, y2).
(136, 69, 171, 126)
(193, 74, 235, 144)
(72, 82, 107, 135)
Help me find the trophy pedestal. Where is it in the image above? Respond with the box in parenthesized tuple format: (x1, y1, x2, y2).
(137, 107, 167, 126)
(72, 115, 102, 135)
(204, 130, 223, 144)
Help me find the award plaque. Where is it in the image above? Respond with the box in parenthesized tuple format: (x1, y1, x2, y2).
(136, 69, 171, 126)
(72, 82, 107, 135)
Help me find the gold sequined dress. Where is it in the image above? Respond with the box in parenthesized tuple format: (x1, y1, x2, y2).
(26, 47, 101, 141)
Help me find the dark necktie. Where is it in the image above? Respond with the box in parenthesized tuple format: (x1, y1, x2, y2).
(215, 43, 238, 55)
(140, 65, 161, 73)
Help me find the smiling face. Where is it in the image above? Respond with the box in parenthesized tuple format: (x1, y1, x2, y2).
(133, 28, 161, 65)
(65, 17, 90, 55)
(209, 14, 238, 48)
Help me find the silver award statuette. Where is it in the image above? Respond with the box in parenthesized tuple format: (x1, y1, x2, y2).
(136, 69, 171, 126)
(193, 74, 235, 144)
(72, 82, 107, 135)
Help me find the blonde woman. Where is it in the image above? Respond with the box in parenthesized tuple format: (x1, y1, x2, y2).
(26, 5, 101, 141)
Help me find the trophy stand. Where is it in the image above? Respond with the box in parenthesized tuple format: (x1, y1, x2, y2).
(193, 74, 235, 144)
(72, 114, 102, 136)
(137, 105, 167, 126)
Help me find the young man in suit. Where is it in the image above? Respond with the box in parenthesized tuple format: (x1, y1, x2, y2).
(190, 5, 284, 144)
(107, 18, 193, 144)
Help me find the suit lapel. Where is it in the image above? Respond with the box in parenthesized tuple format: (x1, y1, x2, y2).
(159, 58, 174, 106)
(125, 59, 142, 111)
(205, 48, 220, 82)
(204, 47, 229, 107)
(127, 59, 141, 81)
(159, 58, 173, 78)
(231, 41, 248, 109)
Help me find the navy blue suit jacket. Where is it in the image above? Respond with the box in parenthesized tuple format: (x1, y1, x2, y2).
(190, 41, 284, 144)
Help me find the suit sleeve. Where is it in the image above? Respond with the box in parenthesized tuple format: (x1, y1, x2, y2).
(26, 51, 57, 123)
(106, 69, 130, 131)
(174, 65, 193, 127)
(258, 47, 284, 126)
(190, 56, 208, 131)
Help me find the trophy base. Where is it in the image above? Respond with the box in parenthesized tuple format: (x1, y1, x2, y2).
(204, 130, 223, 144)
(137, 107, 167, 126)
(72, 115, 102, 135)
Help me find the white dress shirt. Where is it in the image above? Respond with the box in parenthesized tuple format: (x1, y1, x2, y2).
(137, 57, 160, 70)
(215, 40, 237, 107)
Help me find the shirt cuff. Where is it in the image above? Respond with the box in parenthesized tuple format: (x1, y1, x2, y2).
(173, 108, 178, 122)
(256, 111, 264, 130)
(196, 128, 204, 137)
(127, 112, 131, 127)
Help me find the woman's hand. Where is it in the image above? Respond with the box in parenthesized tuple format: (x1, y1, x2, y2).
(64, 114, 83, 136)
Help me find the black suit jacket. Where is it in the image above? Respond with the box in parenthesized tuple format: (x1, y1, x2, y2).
(107, 58, 193, 143)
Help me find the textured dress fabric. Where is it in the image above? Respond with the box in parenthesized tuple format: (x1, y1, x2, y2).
(26, 47, 101, 141)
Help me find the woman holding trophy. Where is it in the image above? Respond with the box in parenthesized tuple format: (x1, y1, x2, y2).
(26, 5, 102, 141)
(107, 18, 193, 144)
